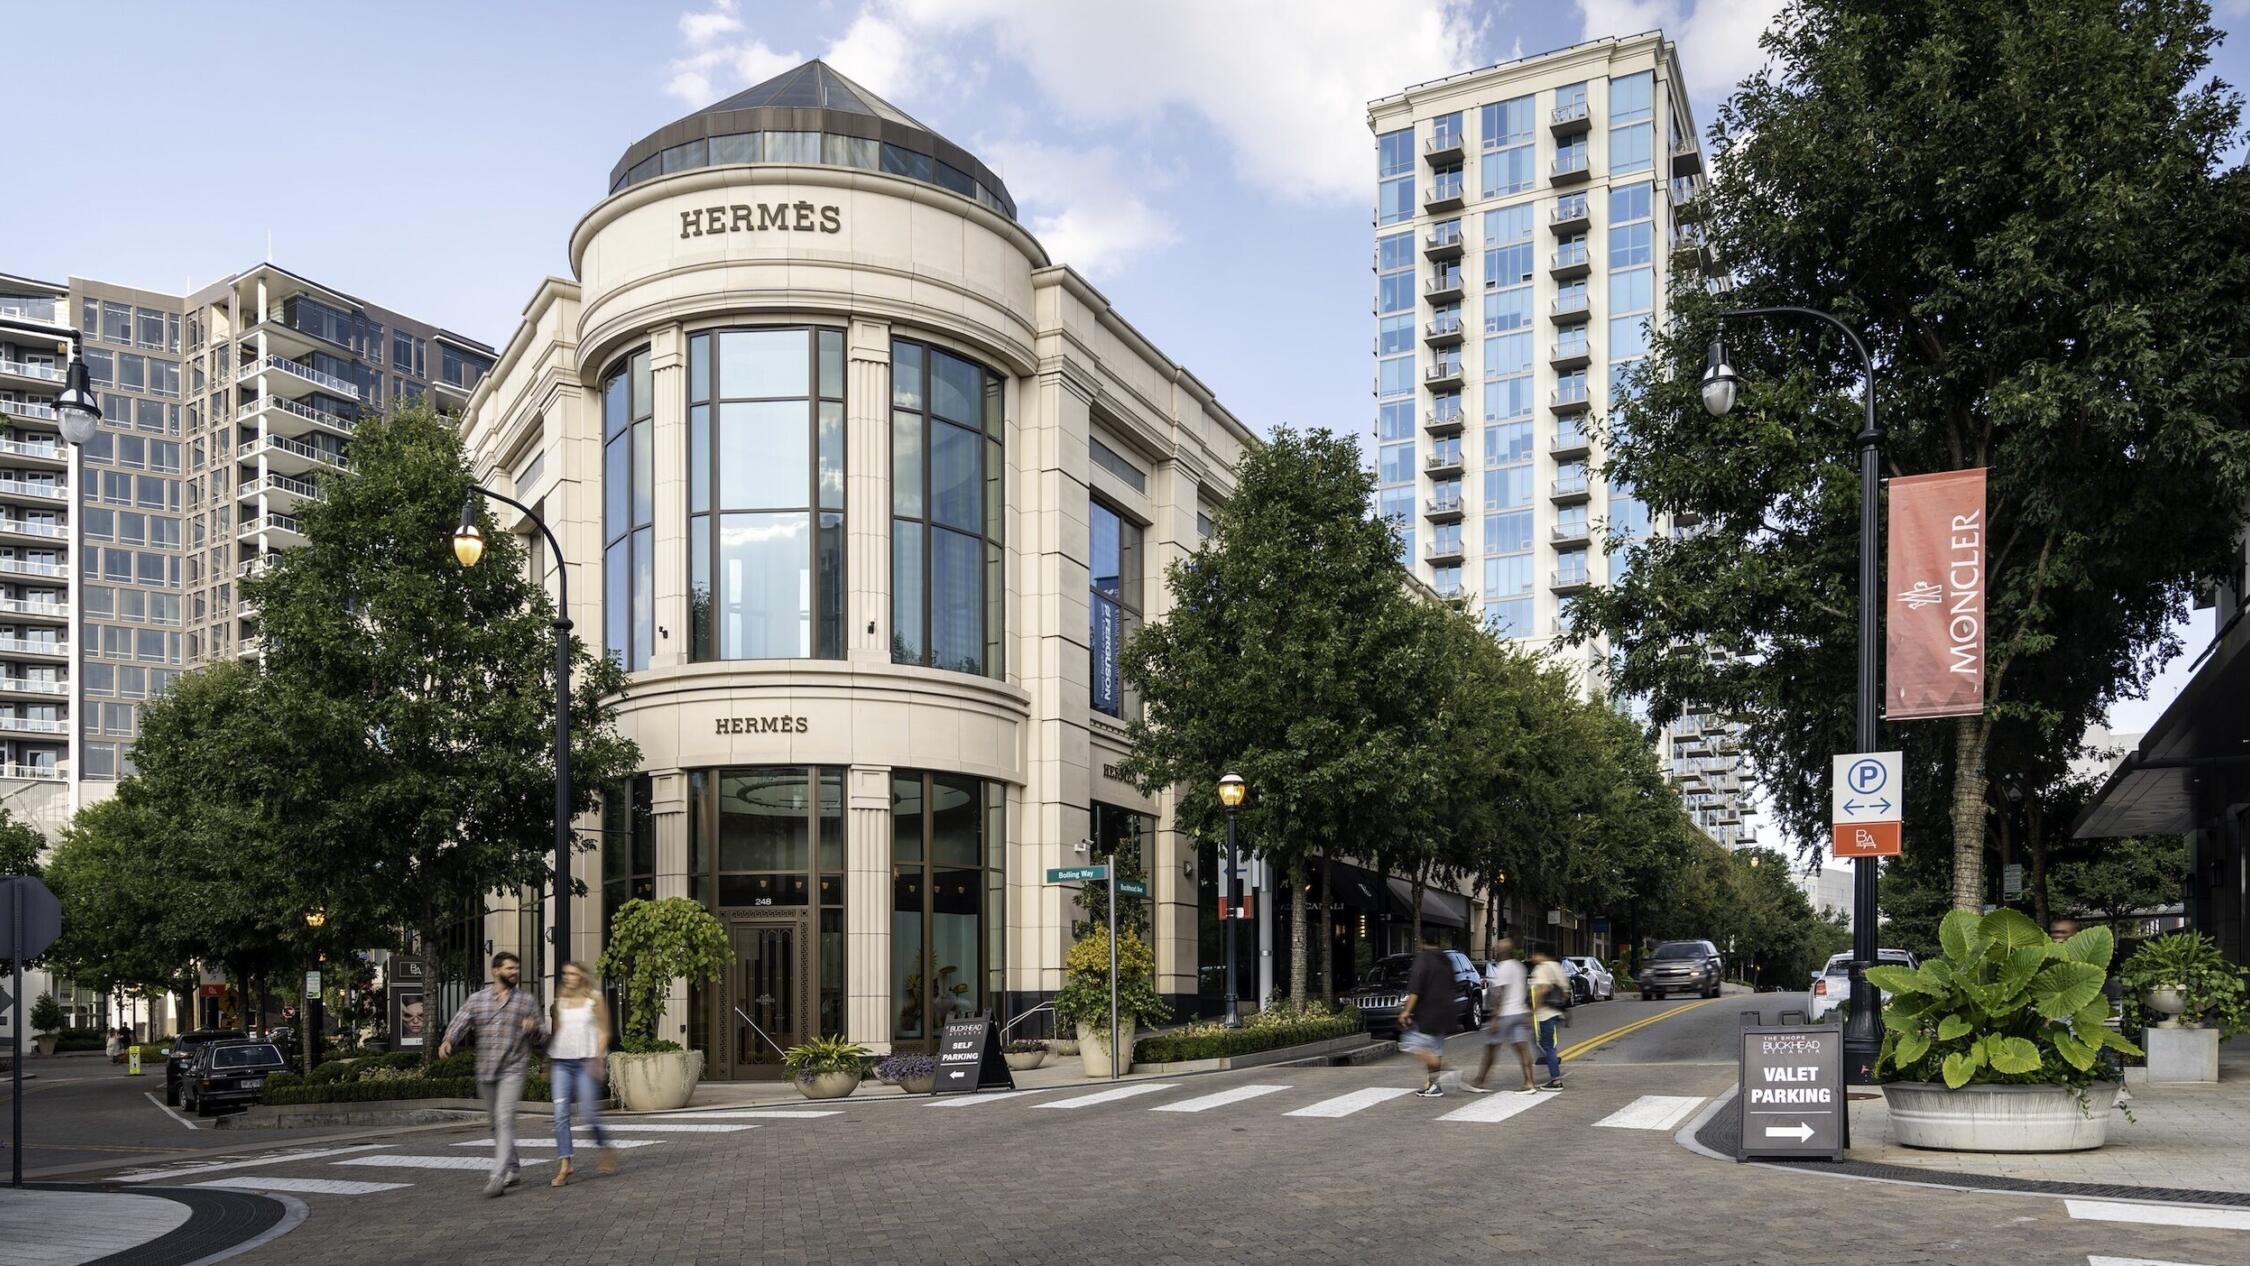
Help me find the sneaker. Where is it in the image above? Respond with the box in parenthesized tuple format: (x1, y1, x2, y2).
(483, 1176, 507, 1198)
(1540, 1079, 1564, 1091)
(503, 1170, 521, 1189)
(1415, 1084, 1445, 1098)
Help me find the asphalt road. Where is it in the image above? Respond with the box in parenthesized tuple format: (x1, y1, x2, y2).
(0, 1053, 346, 1175)
(44, 997, 2250, 1265)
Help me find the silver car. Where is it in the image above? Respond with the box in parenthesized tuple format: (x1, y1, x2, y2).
(1564, 956, 1615, 1001)
(1807, 949, 1918, 1021)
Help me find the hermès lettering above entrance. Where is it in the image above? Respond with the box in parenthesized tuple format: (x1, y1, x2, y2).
(680, 202, 843, 239)
(715, 715, 810, 735)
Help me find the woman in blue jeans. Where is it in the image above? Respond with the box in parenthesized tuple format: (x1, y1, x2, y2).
(546, 962, 616, 1185)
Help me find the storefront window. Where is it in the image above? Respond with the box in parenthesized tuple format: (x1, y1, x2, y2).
(890, 339, 1003, 678)
(600, 775, 656, 938)
(892, 772, 1007, 1045)
(688, 768, 848, 1048)
(687, 328, 847, 661)
(602, 349, 655, 670)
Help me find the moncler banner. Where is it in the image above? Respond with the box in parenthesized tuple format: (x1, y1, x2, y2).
(1885, 469, 1987, 720)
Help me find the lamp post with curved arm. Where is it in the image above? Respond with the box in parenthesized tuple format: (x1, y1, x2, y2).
(452, 486, 572, 993)
(1701, 305, 1883, 1084)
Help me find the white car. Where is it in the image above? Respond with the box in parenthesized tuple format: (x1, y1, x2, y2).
(1563, 956, 1615, 1002)
(1807, 949, 1918, 1021)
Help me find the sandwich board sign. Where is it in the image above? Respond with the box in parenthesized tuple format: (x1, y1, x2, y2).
(930, 1015, 1014, 1095)
(1738, 1022, 1845, 1161)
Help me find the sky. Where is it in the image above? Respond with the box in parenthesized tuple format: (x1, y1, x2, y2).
(1, 0, 2236, 758)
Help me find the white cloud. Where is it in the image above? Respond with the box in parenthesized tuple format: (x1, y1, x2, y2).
(679, 0, 743, 46)
(1576, 0, 1788, 106)
(978, 140, 1178, 275)
(824, 11, 915, 100)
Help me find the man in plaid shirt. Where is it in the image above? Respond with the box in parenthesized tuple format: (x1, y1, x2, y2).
(439, 951, 546, 1196)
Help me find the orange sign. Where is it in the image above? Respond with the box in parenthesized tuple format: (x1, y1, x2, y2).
(1885, 469, 1987, 720)
(1832, 822, 1901, 859)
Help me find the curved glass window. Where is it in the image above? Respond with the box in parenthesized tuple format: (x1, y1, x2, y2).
(891, 339, 1003, 678)
(688, 328, 847, 661)
(891, 772, 1007, 1046)
(602, 349, 655, 670)
(611, 132, 1016, 222)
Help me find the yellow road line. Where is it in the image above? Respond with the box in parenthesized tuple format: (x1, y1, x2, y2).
(1557, 996, 1726, 1062)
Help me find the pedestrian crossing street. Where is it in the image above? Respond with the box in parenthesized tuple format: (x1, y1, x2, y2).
(105, 1084, 1715, 1203)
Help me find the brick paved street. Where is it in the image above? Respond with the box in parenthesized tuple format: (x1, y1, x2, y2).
(55, 999, 2250, 1265)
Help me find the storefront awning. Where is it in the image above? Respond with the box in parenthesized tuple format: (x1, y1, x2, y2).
(1384, 877, 1470, 929)
(2076, 609, 2250, 839)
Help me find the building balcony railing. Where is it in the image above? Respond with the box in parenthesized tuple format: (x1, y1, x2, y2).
(1423, 406, 1466, 435)
(1550, 384, 1591, 411)
(0, 599, 67, 622)
(1551, 568, 1591, 591)
(1551, 291, 1591, 319)
(239, 512, 305, 539)
(0, 676, 66, 696)
(1424, 130, 1467, 163)
(237, 554, 277, 580)
(0, 519, 66, 541)
(0, 479, 66, 502)
(238, 392, 357, 436)
(1423, 224, 1465, 259)
(236, 355, 362, 401)
(1423, 314, 1465, 347)
(0, 299, 66, 327)
(1423, 179, 1466, 211)
(1424, 270, 1464, 301)
(1550, 243, 1591, 280)
(1551, 195, 1590, 231)
(239, 432, 348, 471)
(0, 557, 66, 578)
(1551, 475, 1592, 501)
(1551, 152, 1592, 184)
(0, 762, 65, 782)
(1550, 338, 1591, 370)
(1424, 447, 1464, 475)
(0, 715, 67, 735)
(1424, 539, 1466, 564)
(1551, 521, 1589, 543)
(1424, 359, 1464, 387)
(1551, 424, 1591, 457)
(0, 438, 64, 464)
(0, 637, 67, 658)
(0, 360, 63, 384)
(1434, 584, 1473, 603)
(1549, 101, 1592, 133)
(1423, 494, 1466, 520)
(238, 472, 321, 502)
(0, 399, 58, 425)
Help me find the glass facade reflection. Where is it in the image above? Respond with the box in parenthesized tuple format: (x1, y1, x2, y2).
(890, 339, 1003, 678)
(891, 771, 1006, 1047)
(689, 767, 848, 1038)
(602, 349, 655, 670)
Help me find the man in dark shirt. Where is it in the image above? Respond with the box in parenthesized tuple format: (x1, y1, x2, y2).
(1397, 930, 1461, 1098)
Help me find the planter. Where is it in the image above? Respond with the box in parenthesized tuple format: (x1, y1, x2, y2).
(895, 1072, 935, 1095)
(2142, 1025, 2220, 1084)
(32, 1035, 56, 1057)
(1003, 1050, 1047, 1072)
(1881, 1081, 2119, 1153)
(1049, 1039, 1079, 1056)
(606, 1049, 704, 1112)
(2140, 987, 2186, 1028)
(1076, 1021, 1135, 1078)
(795, 1070, 861, 1100)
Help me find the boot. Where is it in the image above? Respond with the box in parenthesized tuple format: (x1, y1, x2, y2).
(549, 1158, 572, 1188)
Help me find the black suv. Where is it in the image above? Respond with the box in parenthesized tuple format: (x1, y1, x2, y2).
(1340, 951, 1484, 1037)
(162, 1029, 245, 1106)
(1637, 940, 1724, 999)
(183, 1041, 288, 1116)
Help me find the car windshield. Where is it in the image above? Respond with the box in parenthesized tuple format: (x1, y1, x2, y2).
(212, 1044, 283, 1069)
(1361, 957, 1414, 986)
(1652, 944, 1703, 960)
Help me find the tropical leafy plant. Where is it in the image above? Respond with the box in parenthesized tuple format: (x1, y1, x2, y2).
(1053, 928, 1171, 1035)
(598, 898, 730, 1046)
(1871, 908, 2139, 1089)
(2118, 932, 2248, 1038)
(782, 1035, 869, 1082)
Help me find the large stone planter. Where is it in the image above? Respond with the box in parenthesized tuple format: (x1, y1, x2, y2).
(2141, 987, 2186, 1027)
(1882, 1081, 2119, 1152)
(2142, 1026, 2219, 1084)
(606, 1049, 703, 1112)
(1003, 1050, 1047, 1072)
(32, 1035, 56, 1057)
(795, 1071, 861, 1100)
(1076, 1021, 1135, 1078)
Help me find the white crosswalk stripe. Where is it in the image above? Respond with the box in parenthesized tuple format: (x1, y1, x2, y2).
(1592, 1095, 1705, 1131)
(189, 1178, 408, 1196)
(451, 1138, 661, 1149)
(926, 1088, 1063, 1108)
(651, 1110, 840, 1120)
(117, 1144, 394, 1184)
(2067, 1201, 2250, 1232)
(1436, 1090, 1557, 1124)
(1151, 1084, 1291, 1113)
(1038, 1083, 1179, 1110)
(336, 1155, 549, 1171)
(1284, 1087, 1417, 1118)
(570, 1122, 755, 1133)
(2088, 1257, 2226, 1266)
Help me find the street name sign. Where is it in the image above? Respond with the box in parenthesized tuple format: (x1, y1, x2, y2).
(1116, 880, 1148, 898)
(930, 1015, 1014, 1095)
(1830, 751, 1903, 859)
(1046, 866, 1108, 884)
(1738, 1023, 1845, 1161)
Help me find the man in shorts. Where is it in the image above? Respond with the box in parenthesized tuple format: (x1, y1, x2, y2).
(1468, 934, 1538, 1094)
(1397, 929, 1461, 1098)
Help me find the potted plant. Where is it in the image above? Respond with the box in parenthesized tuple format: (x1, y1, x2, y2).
(2118, 931, 2246, 1083)
(1870, 908, 2140, 1152)
(785, 1036, 869, 1099)
(598, 897, 730, 1111)
(876, 1052, 937, 1094)
(1053, 928, 1171, 1077)
(29, 994, 62, 1057)
(1003, 1039, 1048, 1071)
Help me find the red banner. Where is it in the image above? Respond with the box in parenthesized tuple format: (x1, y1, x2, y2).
(1885, 469, 1987, 720)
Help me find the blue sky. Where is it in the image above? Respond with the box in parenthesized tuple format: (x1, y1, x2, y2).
(3, 0, 2238, 735)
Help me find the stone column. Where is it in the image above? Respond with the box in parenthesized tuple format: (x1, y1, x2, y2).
(846, 764, 893, 1053)
(648, 325, 690, 671)
(845, 322, 892, 666)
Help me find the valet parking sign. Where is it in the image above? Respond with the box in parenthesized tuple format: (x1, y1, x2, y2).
(1831, 751, 1902, 859)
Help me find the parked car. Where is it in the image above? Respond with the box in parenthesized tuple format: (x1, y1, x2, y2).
(1559, 957, 1589, 1006)
(1341, 951, 1484, 1037)
(1564, 956, 1616, 1002)
(162, 1029, 246, 1107)
(1807, 949, 1919, 1022)
(1637, 940, 1725, 999)
(182, 1040, 288, 1116)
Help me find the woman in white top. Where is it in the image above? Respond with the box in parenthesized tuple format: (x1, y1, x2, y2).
(547, 961, 616, 1186)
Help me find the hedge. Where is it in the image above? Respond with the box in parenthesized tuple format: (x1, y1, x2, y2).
(1134, 1014, 1363, 1064)
(265, 1075, 550, 1106)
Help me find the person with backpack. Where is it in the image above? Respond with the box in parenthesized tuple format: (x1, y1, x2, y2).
(1396, 928, 1461, 1098)
(1467, 934, 1538, 1094)
(1529, 947, 1570, 1090)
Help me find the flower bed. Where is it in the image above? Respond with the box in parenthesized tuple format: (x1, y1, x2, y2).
(1134, 1007, 1363, 1064)
(264, 1049, 548, 1104)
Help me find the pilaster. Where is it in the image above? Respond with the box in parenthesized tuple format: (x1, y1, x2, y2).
(846, 764, 893, 1052)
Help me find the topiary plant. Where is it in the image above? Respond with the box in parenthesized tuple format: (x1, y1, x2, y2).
(1870, 908, 2140, 1090)
(1053, 928, 1171, 1035)
(29, 993, 63, 1037)
(598, 897, 730, 1046)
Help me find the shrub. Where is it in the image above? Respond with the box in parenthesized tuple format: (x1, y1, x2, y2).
(1135, 1010, 1364, 1063)
(28, 994, 62, 1036)
(1002, 1039, 1046, 1055)
(264, 1076, 550, 1106)
(2118, 932, 2248, 1039)
(600, 897, 729, 1046)
(1054, 929, 1171, 1034)
(615, 1036, 683, 1055)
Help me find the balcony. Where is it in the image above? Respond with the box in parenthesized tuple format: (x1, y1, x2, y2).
(237, 554, 278, 580)
(1423, 405, 1466, 436)
(1670, 223, 1714, 270)
(239, 512, 307, 545)
(0, 478, 65, 504)
(1423, 493, 1465, 521)
(1550, 242, 1591, 280)
(1551, 567, 1591, 592)
(0, 637, 67, 661)
(1551, 290, 1591, 320)
(1434, 584, 1473, 603)
(0, 359, 63, 388)
(0, 298, 66, 328)
(1551, 520, 1590, 544)
(1424, 447, 1465, 476)
(1423, 177, 1465, 212)
(0, 675, 65, 696)
(0, 437, 64, 467)
(1550, 100, 1592, 135)
(238, 432, 348, 477)
(1425, 538, 1466, 565)
(1672, 141, 1704, 177)
(235, 355, 361, 402)
(1424, 270, 1464, 303)
(1550, 196, 1590, 232)
(0, 518, 65, 543)
(1424, 358, 1464, 389)
(1423, 314, 1465, 347)
(238, 392, 357, 440)
(1551, 424, 1591, 459)
(0, 762, 65, 782)
(0, 715, 67, 736)
(1422, 223, 1465, 260)
(1550, 151, 1592, 185)
(0, 399, 58, 428)
(1550, 383, 1591, 413)
(0, 599, 66, 624)
(1551, 475, 1592, 502)
(239, 471, 322, 510)
(0, 557, 67, 579)
(1424, 129, 1466, 165)
(1550, 337, 1591, 371)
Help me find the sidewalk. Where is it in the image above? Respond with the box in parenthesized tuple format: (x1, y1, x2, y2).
(0, 1188, 196, 1266)
(1841, 1034, 2250, 1194)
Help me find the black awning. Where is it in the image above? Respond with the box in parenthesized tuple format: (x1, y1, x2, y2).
(1385, 877, 1471, 928)
(2076, 611, 2250, 839)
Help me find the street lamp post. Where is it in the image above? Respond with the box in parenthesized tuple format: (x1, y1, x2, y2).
(453, 488, 573, 993)
(303, 909, 327, 1069)
(1216, 773, 1246, 1028)
(1702, 307, 1884, 1083)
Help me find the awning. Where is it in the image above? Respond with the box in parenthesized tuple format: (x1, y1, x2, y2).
(1385, 877, 1470, 929)
(2076, 609, 2250, 838)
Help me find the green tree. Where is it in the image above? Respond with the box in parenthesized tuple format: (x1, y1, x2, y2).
(43, 798, 200, 1029)
(599, 897, 729, 1048)
(2049, 834, 2189, 927)
(1573, 0, 2250, 909)
(0, 805, 41, 876)
(1121, 427, 1427, 1007)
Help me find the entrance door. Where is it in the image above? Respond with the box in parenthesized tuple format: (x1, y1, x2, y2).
(727, 914, 810, 1079)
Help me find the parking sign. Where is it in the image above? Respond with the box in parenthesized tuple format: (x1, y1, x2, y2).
(1830, 752, 1902, 859)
